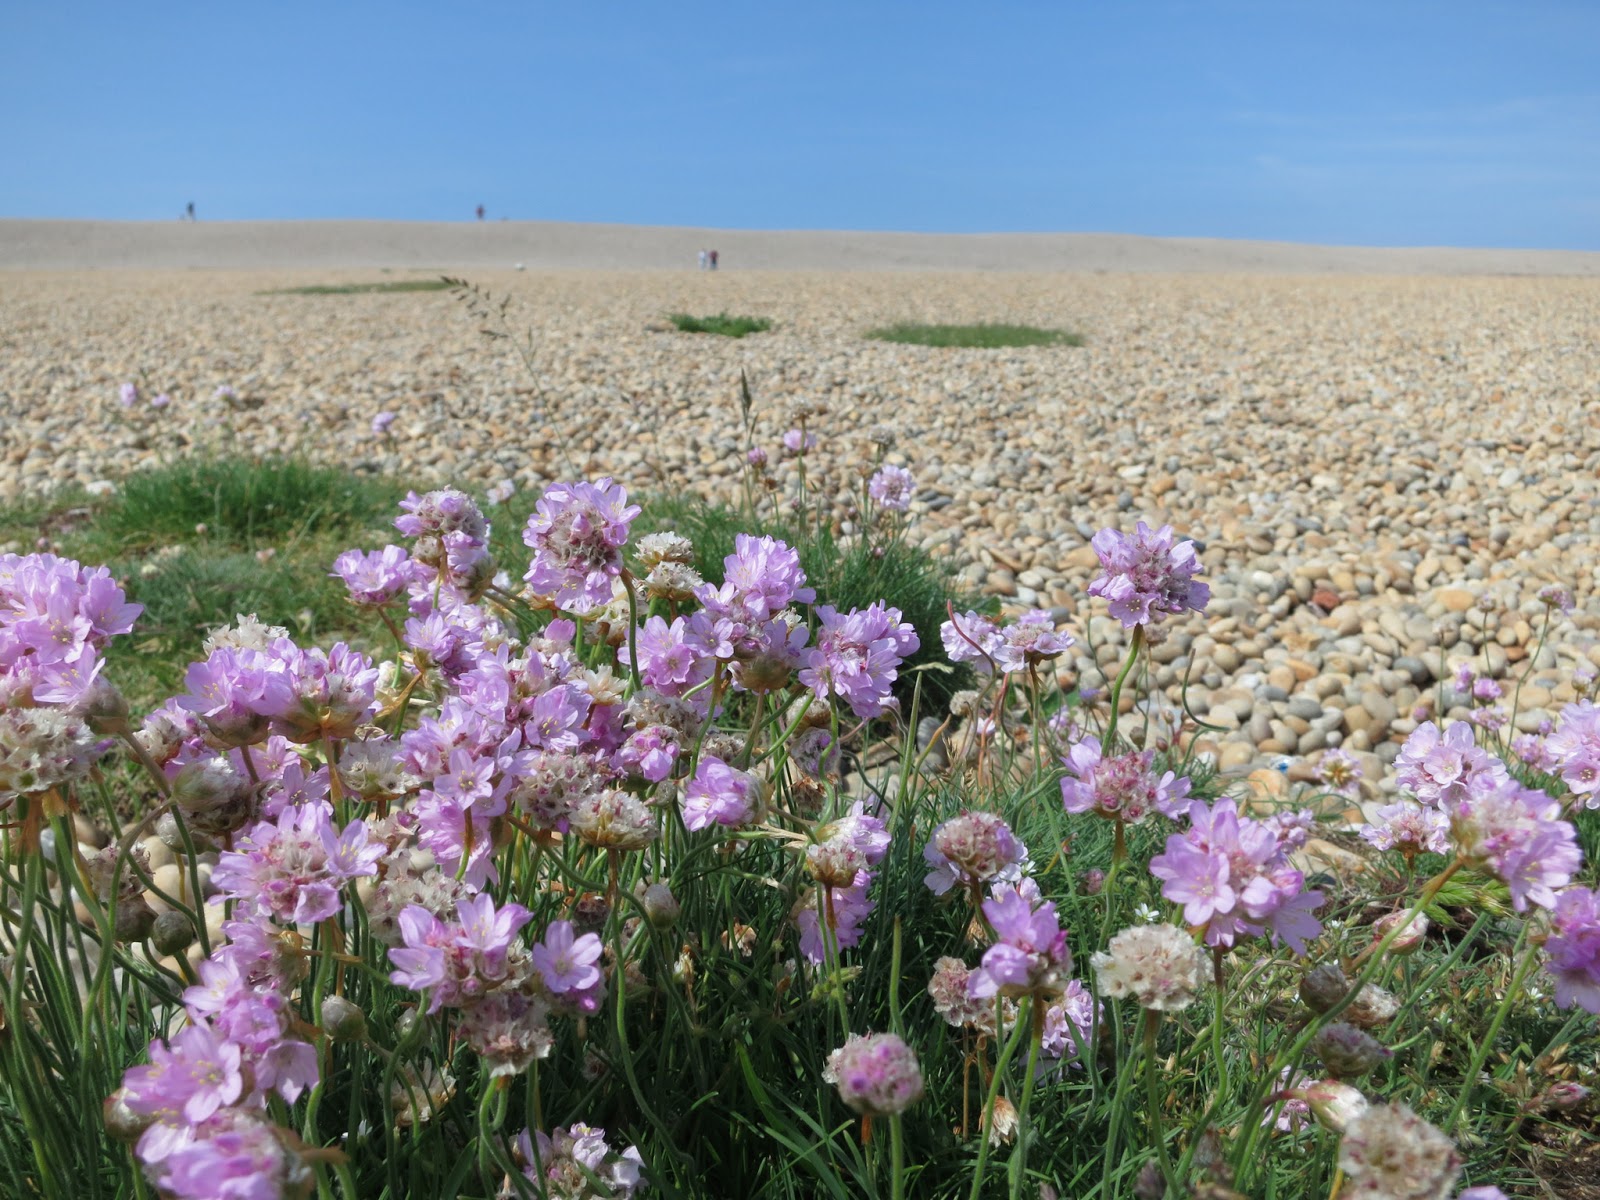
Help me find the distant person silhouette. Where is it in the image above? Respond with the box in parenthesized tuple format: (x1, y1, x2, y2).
(476, 204, 485, 221)
(709, 249, 719, 270)
(698, 249, 708, 270)
(185, 202, 195, 221)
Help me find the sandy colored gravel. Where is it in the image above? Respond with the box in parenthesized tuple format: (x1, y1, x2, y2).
(3, 251, 1600, 784)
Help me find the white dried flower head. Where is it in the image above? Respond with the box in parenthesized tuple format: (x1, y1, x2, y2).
(643, 559, 704, 603)
(948, 689, 982, 719)
(1337, 1102, 1460, 1200)
(1302, 1079, 1371, 1133)
(336, 737, 419, 801)
(569, 789, 660, 851)
(805, 839, 867, 889)
(984, 1094, 1019, 1146)
(0, 706, 104, 799)
(635, 532, 696, 570)
(866, 424, 897, 449)
(203, 613, 291, 654)
(390, 1061, 456, 1128)
(458, 992, 553, 1078)
(1091, 924, 1204, 1011)
(366, 856, 469, 945)
(508, 750, 607, 830)
(585, 592, 633, 647)
(573, 664, 628, 707)
(824, 1032, 924, 1115)
(928, 956, 1001, 1035)
(625, 690, 703, 742)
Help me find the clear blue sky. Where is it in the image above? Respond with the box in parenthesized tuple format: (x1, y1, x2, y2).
(3, 1, 1597, 247)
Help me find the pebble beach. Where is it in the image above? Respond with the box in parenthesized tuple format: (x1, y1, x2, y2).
(5, 223, 1600, 788)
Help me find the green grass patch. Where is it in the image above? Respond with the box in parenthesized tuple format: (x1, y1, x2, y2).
(864, 321, 1083, 348)
(0, 458, 406, 707)
(88, 457, 404, 555)
(261, 279, 454, 296)
(667, 312, 773, 338)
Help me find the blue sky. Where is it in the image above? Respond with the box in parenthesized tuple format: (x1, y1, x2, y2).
(3, 1, 1597, 247)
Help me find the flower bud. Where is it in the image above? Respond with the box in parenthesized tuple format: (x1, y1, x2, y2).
(1301, 1079, 1370, 1132)
(149, 910, 195, 956)
(635, 881, 680, 930)
(1373, 911, 1429, 955)
(1311, 1022, 1392, 1079)
(1299, 962, 1349, 1013)
(76, 676, 130, 737)
(1080, 868, 1107, 897)
(1133, 1162, 1166, 1200)
(320, 996, 368, 1043)
(573, 892, 612, 934)
(1531, 1081, 1590, 1113)
(114, 896, 157, 944)
(170, 756, 253, 834)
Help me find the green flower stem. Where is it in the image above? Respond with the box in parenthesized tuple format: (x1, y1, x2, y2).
(1101, 625, 1145, 752)
(1210, 949, 1229, 1104)
(890, 1113, 907, 1200)
(1098, 999, 1135, 1200)
(1144, 1009, 1176, 1195)
(1008, 1001, 1045, 1200)
(968, 1000, 1030, 1200)
(1228, 858, 1464, 1187)
(1443, 939, 1541, 1136)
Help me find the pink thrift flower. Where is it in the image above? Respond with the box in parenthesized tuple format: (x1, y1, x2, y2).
(868, 464, 915, 512)
(210, 804, 383, 925)
(1059, 738, 1190, 825)
(521, 478, 639, 614)
(799, 602, 919, 720)
(824, 1033, 923, 1115)
(122, 1024, 245, 1125)
(1087, 521, 1209, 628)
(682, 754, 763, 831)
(1542, 886, 1600, 1013)
(531, 920, 604, 1012)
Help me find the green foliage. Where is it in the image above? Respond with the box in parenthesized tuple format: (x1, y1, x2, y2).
(667, 312, 774, 338)
(0, 457, 402, 708)
(88, 456, 403, 554)
(261, 279, 455, 295)
(864, 323, 1083, 349)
